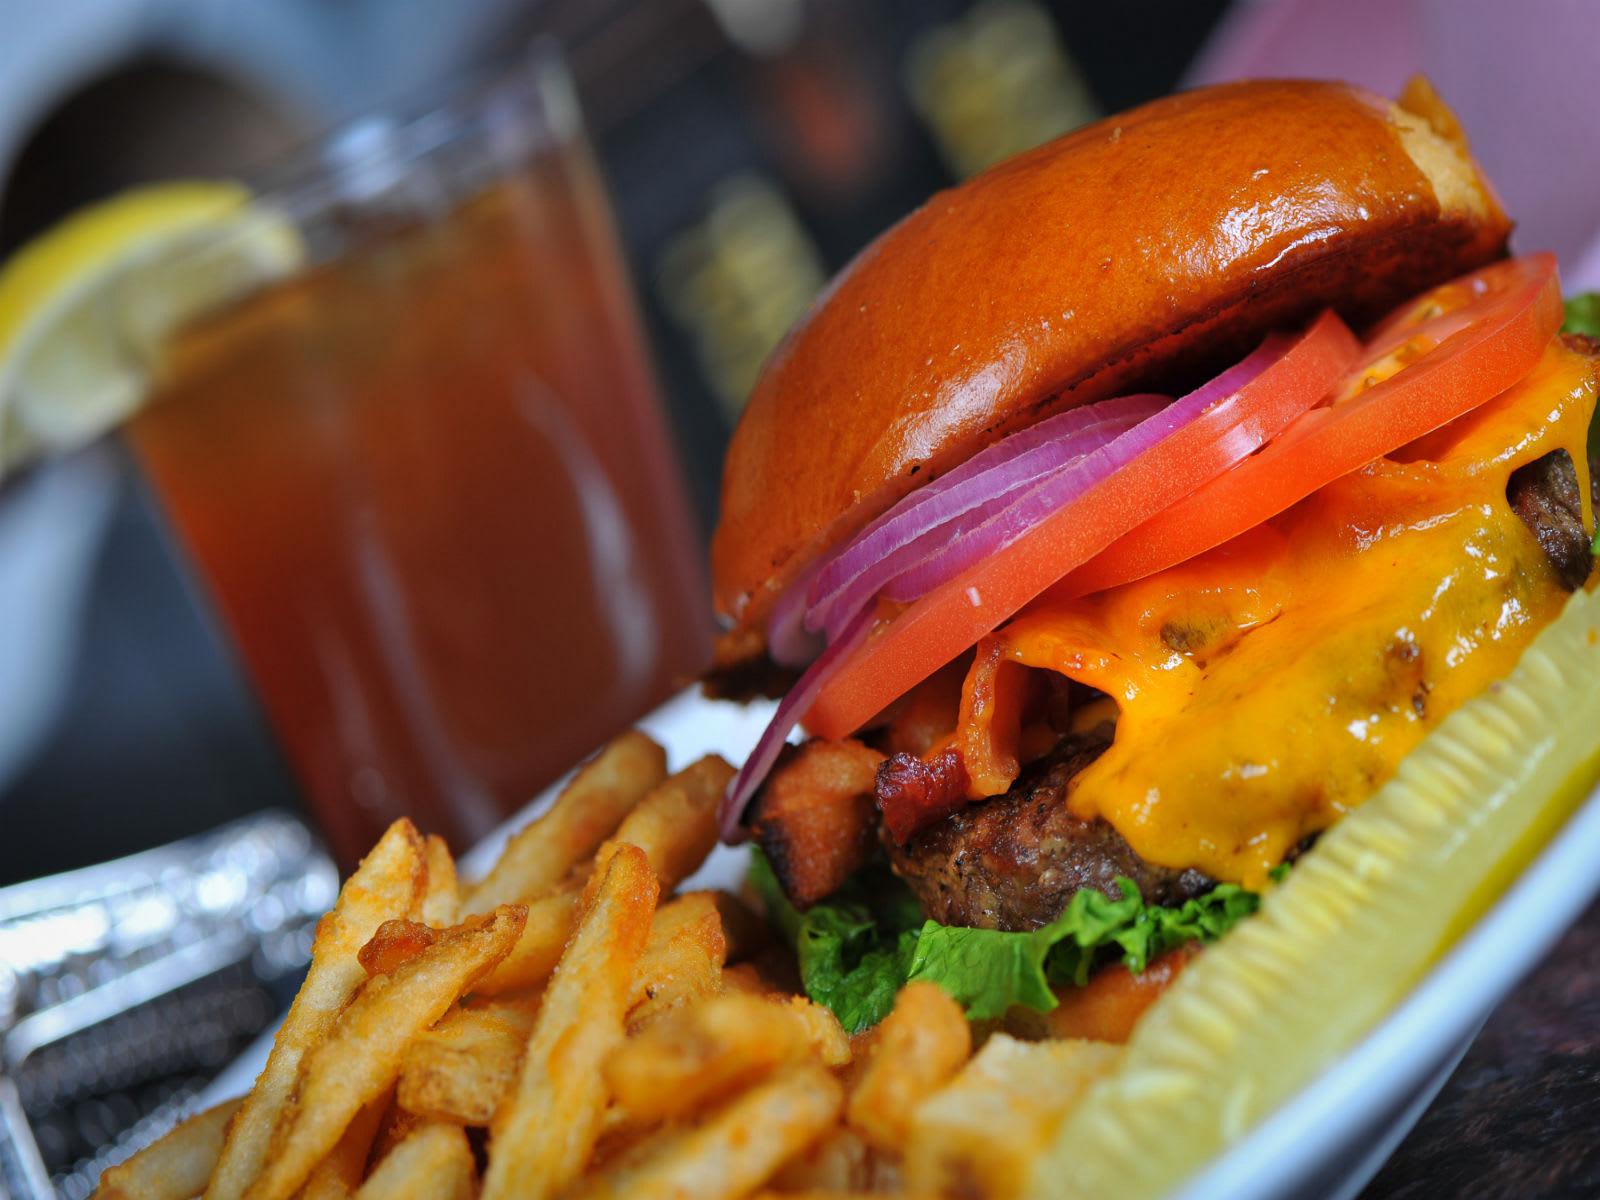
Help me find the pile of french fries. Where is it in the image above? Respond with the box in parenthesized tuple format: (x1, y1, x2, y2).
(92, 731, 1122, 1200)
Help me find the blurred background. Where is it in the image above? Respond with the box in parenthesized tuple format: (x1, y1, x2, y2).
(1, 0, 1598, 1195)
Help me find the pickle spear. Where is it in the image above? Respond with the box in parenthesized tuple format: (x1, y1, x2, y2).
(1029, 584, 1600, 1200)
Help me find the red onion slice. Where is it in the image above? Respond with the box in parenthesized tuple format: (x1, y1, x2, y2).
(804, 393, 1168, 632)
(719, 608, 872, 840)
(880, 430, 1151, 602)
(766, 557, 827, 668)
(877, 334, 1293, 602)
(805, 399, 1162, 642)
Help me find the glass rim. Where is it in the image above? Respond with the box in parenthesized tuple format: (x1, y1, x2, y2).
(0, 38, 593, 482)
(247, 38, 583, 227)
(104, 37, 587, 290)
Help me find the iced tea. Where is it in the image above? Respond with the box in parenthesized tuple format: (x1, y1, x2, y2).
(128, 117, 708, 864)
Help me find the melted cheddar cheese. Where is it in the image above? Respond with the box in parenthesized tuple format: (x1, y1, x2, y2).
(954, 340, 1598, 888)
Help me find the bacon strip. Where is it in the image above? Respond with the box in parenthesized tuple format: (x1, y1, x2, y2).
(875, 749, 971, 845)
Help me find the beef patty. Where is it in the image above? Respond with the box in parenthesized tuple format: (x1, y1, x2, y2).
(883, 447, 1597, 932)
(1508, 448, 1594, 590)
(883, 725, 1212, 930)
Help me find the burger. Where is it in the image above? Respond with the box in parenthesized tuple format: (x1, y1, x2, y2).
(704, 77, 1599, 1047)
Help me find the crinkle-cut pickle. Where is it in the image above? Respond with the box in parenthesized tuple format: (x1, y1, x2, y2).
(1028, 583, 1600, 1200)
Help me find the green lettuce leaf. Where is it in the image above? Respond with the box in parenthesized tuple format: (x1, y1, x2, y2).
(905, 919, 1066, 1018)
(907, 880, 1261, 1019)
(750, 848, 1268, 1031)
(1562, 292, 1600, 339)
(748, 849, 923, 1032)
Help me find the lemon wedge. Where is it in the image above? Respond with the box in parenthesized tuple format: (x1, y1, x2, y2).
(0, 181, 303, 474)
(1028, 583, 1600, 1199)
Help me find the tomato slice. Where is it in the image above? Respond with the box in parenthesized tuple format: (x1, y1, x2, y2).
(1363, 255, 1554, 358)
(1062, 253, 1563, 598)
(805, 309, 1361, 740)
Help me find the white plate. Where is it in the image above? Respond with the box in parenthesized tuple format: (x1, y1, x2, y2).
(209, 686, 1600, 1199)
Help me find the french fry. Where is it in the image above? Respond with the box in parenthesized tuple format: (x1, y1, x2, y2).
(295, 1093, 386, 1200)
(357, 920, 439, 978)
(396, 998, 538, 1124)
(420, 836, 460, 927)
(846, 981, 970, 1153)
(244, 905, 527, 1200)
(467, 887, 580, 995)
(352, 1123, 474, 1200)
(904, 1034, 1121, 1200)
(720, 961, 777, 997)
(364, 1102, 422, 1175)
(601, 755, 735, 893)
(778, 995, 852, 1067)
(93, 1097, 242, 1200)
(567, 1062, 843, 1200)
(481, 844, 658, 1200)
(636, 889, 728, 963)
(208, 820, 425, 1200)
(766, 1126, 871, 1194)
(626, 891, 728, 1026)
(581, 1121, 689, 1182)
(464, 731, 665, 914)
(605, 992, 813, 1124)
(474, 757, 733, 997)
(604, 992, 850, 1144)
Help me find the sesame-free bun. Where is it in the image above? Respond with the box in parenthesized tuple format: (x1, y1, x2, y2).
(710, 78, 1509, 646)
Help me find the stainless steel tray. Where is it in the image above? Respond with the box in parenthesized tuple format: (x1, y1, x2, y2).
(0, 811, 335, 1199)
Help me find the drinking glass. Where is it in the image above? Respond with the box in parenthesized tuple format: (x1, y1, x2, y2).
(114, 45, 709, 864)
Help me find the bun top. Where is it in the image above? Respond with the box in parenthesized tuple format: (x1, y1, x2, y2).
(710, 78, 1510, 646)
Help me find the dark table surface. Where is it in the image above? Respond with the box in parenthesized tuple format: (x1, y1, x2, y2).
(1362, 899, 1600, 1199)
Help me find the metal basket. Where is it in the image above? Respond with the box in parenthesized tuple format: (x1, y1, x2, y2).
(0, 812, 335, 1199)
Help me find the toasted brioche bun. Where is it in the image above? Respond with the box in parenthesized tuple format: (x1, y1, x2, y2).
(711, 78, 1510, 650)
